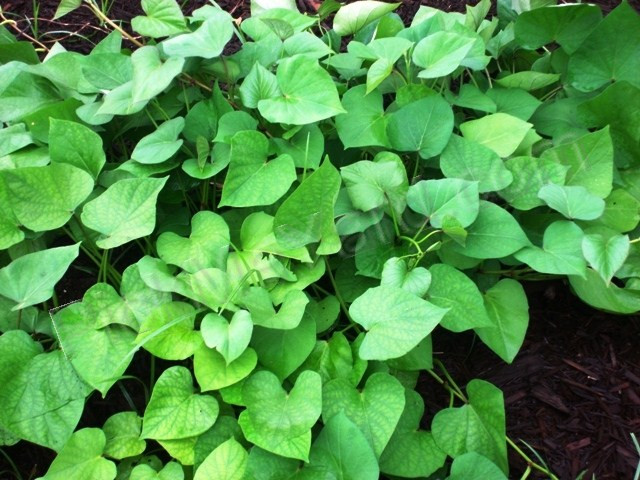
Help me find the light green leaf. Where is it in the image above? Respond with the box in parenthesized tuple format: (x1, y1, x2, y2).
(283, 32, 333, 59)
(449, 452, 508, 480)
(132, 46, 184, 106)
(81, 176, 168, 249)
(450, 201, 530, 259)
(258, 56, 345, 125)
(238, 370, 322, 461)
(440, 135, 513, 193)
(475, 279, 529, 364)
(567, 2, 640, 91)
(413, 31, 475, 79)
(569, 268, 640, 314)
(336, 85, 389, 149)
(386, 94, 454, 158)
(130, 462, 184, 480)
(341, 152, 408, 216)
(242, 288, 309, 330)
(239, 63, 281, 109)
(446, 84, 496, 113)
(157, 211, 229, 273)
(132, 117, 185, 165)
(219, 131, 296, 207)
(214, 111, 258, 143)
(0, 244, 79, 310)
(251, 315, 316, 381)
(194, 345, 258, 391)
(333, 1, 400, 36)
(460, 113, 532, 157)
(406, 178, 479, 228)
(132, 0, 188, 38)
(2, 163, 93, 231)
(350, 285, 448, 360)
(514, 4, 602, 54)
(427, 263, 492, 332)
(136, 302, 201, 361)
(55, 302, 136, 396)
(274, 159, 342, 255)
(366, 58, 393, 93)
(599, 189, 640, 233)
(486, 87, 541, 121)
(40, 429, 116, 480)
(499, 156, 568, 210)
(162, 9, 234, 59)
(241, 212, 311, 262)
(432, 379, 507, 474)
(273, 124, 324, 170)
(54, 0, 82, 20)
(381, 257, 431, 298)
(322, 372, 405, 457)
(0, 349, 88, 450)
(49, 119, 106, 179)
(103, 412, 146, 460)
(142, 366, 219, 440)
(495, 71, 560, 91)
(379, 389, 446, 477)
(539, 127, 613, 199)
(307, 412, 379, 480)
(121, 263, 172, 325)
(538, 184, 605, 221)
(194, 438, 248, 480)
(515, 221, 586, 277)
(582, 233, 630, 284)
(201, 310, 253, 365)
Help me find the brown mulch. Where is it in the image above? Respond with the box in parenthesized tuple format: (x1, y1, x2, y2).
(424, 281, 640, 479)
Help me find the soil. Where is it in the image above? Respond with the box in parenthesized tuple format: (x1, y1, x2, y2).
(1, 1, 639, 479)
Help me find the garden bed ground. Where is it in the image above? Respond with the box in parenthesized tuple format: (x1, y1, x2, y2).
(0, 1, 639, 479)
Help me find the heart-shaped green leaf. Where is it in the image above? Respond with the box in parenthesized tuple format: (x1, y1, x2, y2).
(413, 31, 475, 79)
(336, 85, 389, 149)
(161, 9, 234, 59)
(322, 372, 405, 457)
(407, 178, 480, 228)
(141, 366, 218, 440)
(194, 438, 248, 480)
(132, 117, 184, 165)
(157, 211, 230, 273)
(81, 176, 168, 249)
(201, 310, 253, 365)
(350, 285, 448, 360)
(238, 370, 322, 461)
(131, 0, 188, 38)
(333, 1, 399, 36)
(460, 113, 532, 158)
(582, 232, 630, 284)
(194, 345, 258, 391)
(102, 412, 146, 460)
(49, 119, 106, 180)
(380, 257, 431, 297)
(538, 184, 605, 220)
(449, 452, 508, 480)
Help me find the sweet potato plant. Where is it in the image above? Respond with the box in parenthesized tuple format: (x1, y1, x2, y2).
(0, 0, 638, 478)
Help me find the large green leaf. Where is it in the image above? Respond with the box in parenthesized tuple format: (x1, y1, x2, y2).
(349, 285, 448, 360)
(336, 85, 389, 149)
(141, 366, 219, 440)
(2, 163, 94, 231)
(136, 302, 201, 360)
(219, 131, 296, 207)
(157, 211, 229, 273)
(322, 372, 405, 457)
(306, 412, 379, 479)
(475, 279, 529, 364)
(194, 438, 248, 480)
(432, 379, 507, 474)
(274, 159, 342, 255)
(514, 221, 586, 277)
(499, 156, 568, 210)
(0, 244, 79, 310)
(413, 31, 475, 79)
(49, 119, 106, 180)
(539, 127, 613, 199)
(0, 349, 88, 450)
(81, 176, 168, 249)
(406, 178, 479, 228)
(440, 135, 513, 193)
(538, 184, 605, 221)
(55, 301, 136, 396)
(161, 9, 234, 59)
(569, 268, 640, 314)
(582, 232, 630, 284)
(379, 389, 447, 477)
(102, 412, 146, 460)
(514, 4, 601, 54)
(386, 95, 454, 159)
(333, 1, 400, 35)
(427, 263, 492, 332)
(131, 0, 188, 37)
(567, 2, 640, 91)
(40, 429, 116, 480)
(131, 117, 185, 165)
(460, 113, 532, 158)
(341, 152, 408, 216)
(238, 370, 322, 461)
(258, 56, 345, 125)
(450, 201, 530, 259)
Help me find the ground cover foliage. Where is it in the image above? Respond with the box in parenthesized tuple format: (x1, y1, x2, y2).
(0, 0, 639, 478)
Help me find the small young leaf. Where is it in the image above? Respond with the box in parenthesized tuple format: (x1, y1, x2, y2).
(103, 412, 146, 460)
(333, 1, 400, 36)
(131, 117, 185, 165)
(406, 178, 480, 228)
(582, 233, 630, 284)
(460, 113, 532, 158)
(201, 310, 253, 365)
